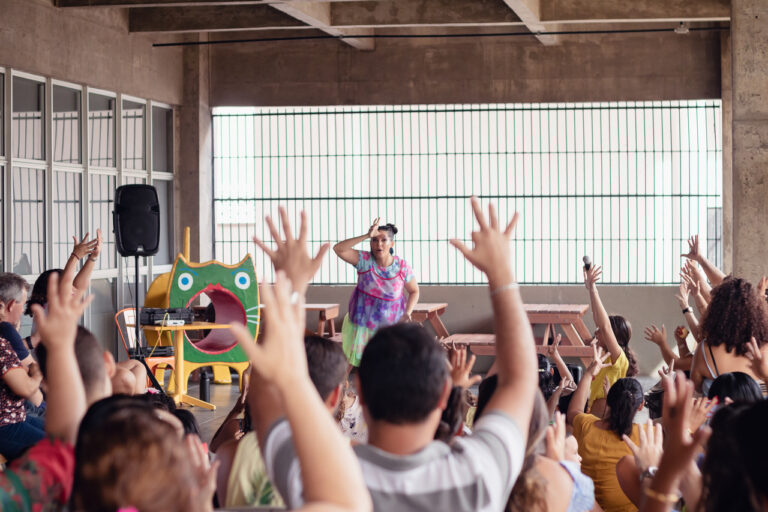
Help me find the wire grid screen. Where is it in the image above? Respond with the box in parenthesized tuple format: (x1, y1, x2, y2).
(53, 111, 81, 164)
(12, 111, 45, 161)
(213, 102, 722, 285)
(12, 167, 45, 275)
(122, 106, 145, 170)
(89, 173, 117, 270)
(52, 171, 82, 268)
(89, 109, 115, 168)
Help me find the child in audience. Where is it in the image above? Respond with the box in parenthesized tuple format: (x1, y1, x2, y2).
(567, 343, 642, 512)
(706, 371, 762, 403)
(249, 199, 538, 512)
(583, 265, 638, 418)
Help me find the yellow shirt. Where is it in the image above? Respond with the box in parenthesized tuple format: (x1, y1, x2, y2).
(588, 350, 629, 408)
(225, 431, 285, 508)
(573, 413, 639, 512)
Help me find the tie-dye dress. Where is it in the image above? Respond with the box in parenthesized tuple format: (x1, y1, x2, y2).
(341, 251, 415, 366)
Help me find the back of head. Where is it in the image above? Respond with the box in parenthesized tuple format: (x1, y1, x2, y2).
(606, 378, 643, 438)
(609, 315, 638, 377)
(73, 395, 194, 512)
(173, 408, 201, 437)
(507, 391, 549, 512)
(0, 272, 29, 304)
(707, 372, 763, 403)
(358, 323, 448, 424)
(304, 335, 347, 400)
(25, 269, 63, 316)
(36, 326, 108, 402)
(702, 401, 768, 512)
(702, 277, 768, 355)
(537, 354, 556, 399)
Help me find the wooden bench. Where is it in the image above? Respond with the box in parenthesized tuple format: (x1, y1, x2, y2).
(411, 303, 450, 338)
(306, 303, 340, 337)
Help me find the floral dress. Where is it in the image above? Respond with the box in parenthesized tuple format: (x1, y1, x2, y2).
(341, 251, 414, 366)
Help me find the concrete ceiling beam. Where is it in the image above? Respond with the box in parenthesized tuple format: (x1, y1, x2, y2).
(540, 0, 730, 23)
(269, 1, 375, 50)
(500, 0, 559, 45)
(330, 0, 520, 27)
(129, 5, 304, 33)
(57, 0, 369, 7)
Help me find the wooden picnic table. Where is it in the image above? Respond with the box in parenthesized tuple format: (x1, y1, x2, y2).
(306, 303, 340, 337)
(411, 303, 450, 338)
(442, 304, 594, 366)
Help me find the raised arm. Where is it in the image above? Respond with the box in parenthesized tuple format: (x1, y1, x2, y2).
(675, 281, 702, 342)
(332, 217, 380, 266)
(30, 273, 93, 442)
(232, 272, 371, 512)
(584, 265, 623, 362)
(61, 232, 99, 287)
(547, 333, 575, 384)
(681, 235, 725, 288)
(73, 229, 102, 292)
(643, 325, 678, 367)
(566, 343, 611, 426)
(450, 198, 536, 430)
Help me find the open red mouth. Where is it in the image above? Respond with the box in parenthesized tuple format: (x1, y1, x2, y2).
(184, 284, 246, 354)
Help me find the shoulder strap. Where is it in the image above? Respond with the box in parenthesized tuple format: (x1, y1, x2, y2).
(707, 343, 720, 377)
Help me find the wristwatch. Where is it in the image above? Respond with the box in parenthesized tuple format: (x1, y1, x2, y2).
(641, 466, 658, 480)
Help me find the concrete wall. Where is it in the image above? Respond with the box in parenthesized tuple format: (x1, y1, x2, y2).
(0, 0, 183, 105)
(211, 28, 721, 106)
(305, 284, 685, 376)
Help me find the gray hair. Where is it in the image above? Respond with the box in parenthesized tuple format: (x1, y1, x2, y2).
(0, 272, 30, 304)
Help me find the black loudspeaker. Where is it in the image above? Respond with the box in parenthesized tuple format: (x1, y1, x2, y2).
(113, 184, 160, 257)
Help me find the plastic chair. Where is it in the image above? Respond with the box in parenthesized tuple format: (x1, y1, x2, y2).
(115, 308, 175, 388)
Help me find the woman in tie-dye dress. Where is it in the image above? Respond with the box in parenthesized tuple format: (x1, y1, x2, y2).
(333, 219, 420, 366)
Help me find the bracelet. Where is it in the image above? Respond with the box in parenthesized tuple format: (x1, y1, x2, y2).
(643, 487, 679, 503)
(70, 252, 80, 260)
(490, 282, 519, 296)
(682, 307, 692, 314)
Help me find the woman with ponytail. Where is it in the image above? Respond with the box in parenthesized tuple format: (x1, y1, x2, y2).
(583, 264, 639, 417)
(334, 218, 420, 366)
(567, 344, 643, 512)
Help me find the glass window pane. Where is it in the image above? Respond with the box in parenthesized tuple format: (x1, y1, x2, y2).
(88, 93, 115, 167)
(89, 173, 117, 269)
(152, 106, 173, 172)
(153, 179, 173, 265)
(122, 274, 147, 309)
(12, 77, 45, 160)
(89, 277, 119, 356)
(12, 167, 45, 275)
(122, 99, 145, 170)
(53, 85, 82, 164)
(52, 171, 82, 268)
(0, 73, 4, 156)
(0, 166, 4, 268)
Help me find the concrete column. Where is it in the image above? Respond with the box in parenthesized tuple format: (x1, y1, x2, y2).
(731, 0, 768, 282)
(177, 35, 213, 262)
(721, 31, 733, 275)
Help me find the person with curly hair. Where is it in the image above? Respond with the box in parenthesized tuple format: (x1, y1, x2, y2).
(690, 277, 768, 394)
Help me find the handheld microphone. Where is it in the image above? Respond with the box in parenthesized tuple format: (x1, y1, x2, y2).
(583, 255, 592, 271)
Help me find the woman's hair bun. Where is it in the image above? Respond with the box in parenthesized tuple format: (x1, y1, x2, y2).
(379, 223, 398, 236)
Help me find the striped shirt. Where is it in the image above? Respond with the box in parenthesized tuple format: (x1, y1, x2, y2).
(263, 410, 525, 512)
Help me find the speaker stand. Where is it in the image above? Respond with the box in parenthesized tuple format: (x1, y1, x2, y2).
(131, 255, 165, 393)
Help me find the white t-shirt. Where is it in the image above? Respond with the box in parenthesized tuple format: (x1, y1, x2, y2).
(263, 410, 525, 512)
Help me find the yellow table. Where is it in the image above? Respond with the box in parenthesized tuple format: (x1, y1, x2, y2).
(137, 322, 233, 410)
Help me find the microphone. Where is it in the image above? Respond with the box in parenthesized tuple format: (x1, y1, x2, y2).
(583, 255, 592, 271)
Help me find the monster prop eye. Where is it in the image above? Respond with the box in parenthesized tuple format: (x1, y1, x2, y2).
(234, 271, 251, 290)
(178, 272, 194, 291)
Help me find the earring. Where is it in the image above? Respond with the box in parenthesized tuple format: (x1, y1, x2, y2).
(389, 248, 394, 255)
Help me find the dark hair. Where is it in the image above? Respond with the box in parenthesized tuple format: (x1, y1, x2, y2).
(606, 378, 643, 438)
(702, 277, 768, 356)
(173, 408, 201, 436)
(73, 395, 194, 511)
(537, 354, 556, 400)
(358, 323, 448, 424)
(434, 386, 465, 442)
(25, 269, 63, 316)
(475, 374, 497, 422)
(700, 401, 768, 512)
(507, 391, 549, 512)
(36, 326, 106, 398)
(305, 335, 347, 401)
(644, 388, 664, 420)
(707, 372, 763, 403)
(0, 272, 30, 304)
(609, 315, 638, 377)
(138, 389, 178, 412)
(377, 223, 398, 238)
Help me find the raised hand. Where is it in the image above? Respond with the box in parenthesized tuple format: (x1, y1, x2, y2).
(681, 235, 700, 262)
(90, 229, 103, 259)
(230, 271, 306, 389)
(644, 325, 667, 347)
(449, 197, 519, 284)
(366, 217, 381, 238)
(545, 412, 567, 461)
(547, 333, 563, 359)
(688, 396, 717, 433)
(253, 207, 330, 293)
(623, 419, 663, 474)
(448, 346, 482, 389)
(758, 276, 768, 299)
(587, 341, 611, 378)
(675, 281, 690, 309)
(187, 434, 220, 512)
(658, 359, 675, 379)
(583, 265, 603, 290)
(29, 273, 93, 349)
(71, 232, 98, 260)
(745, 337, 768, 381)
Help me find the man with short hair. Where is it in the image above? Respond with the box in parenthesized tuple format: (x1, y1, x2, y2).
(251, 200, 538, 512)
